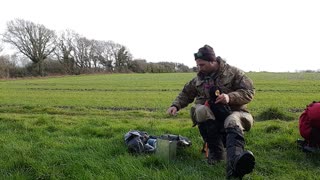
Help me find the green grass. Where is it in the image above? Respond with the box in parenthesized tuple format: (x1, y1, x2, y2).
(0, 72, 319, 179)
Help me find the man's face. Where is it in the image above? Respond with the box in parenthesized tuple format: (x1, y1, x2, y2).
(196, 59, 219, 74)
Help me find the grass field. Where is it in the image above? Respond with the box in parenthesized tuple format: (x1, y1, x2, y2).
(0, 72, 319, 179)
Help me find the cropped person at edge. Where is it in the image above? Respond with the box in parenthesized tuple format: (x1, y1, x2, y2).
(167, 45, 255, 179)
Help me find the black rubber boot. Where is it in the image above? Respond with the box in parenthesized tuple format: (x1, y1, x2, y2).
(204, 120, 226, 165)
(207, 141, 226, 165)
(226, 126, 255, 179)
(207, 120, 226, 165)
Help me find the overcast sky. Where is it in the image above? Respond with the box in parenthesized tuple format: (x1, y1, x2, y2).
(0, 0, 319, 72)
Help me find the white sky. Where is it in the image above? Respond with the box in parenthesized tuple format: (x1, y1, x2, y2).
(0, 0, 319, 72)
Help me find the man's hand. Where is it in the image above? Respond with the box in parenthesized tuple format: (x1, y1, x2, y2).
(215, 93, 230, 104)
(167, 106, 178, 116)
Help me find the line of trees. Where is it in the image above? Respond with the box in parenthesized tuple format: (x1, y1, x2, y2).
(0, 19, 193, 78)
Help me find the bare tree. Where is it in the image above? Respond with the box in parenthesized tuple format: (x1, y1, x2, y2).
(54, 31, 118, 74)
(72, 35, 92, 72)
(94, 40, 113, 71)
(2, 18, 56, 76)
(94, 40, 121, 72)
(54, 30, 77, 74)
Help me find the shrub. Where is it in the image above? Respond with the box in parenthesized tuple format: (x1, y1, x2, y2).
(256, 107, 295, 121)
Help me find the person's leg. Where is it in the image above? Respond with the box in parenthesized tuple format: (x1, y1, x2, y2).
(224, 111, 255, 179)
(192, 104, 226, 164)
(190, 104, 215, 125)
(206, 119, 226, 165)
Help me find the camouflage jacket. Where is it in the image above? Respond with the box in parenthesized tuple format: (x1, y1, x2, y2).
(171, 57, 254, 112)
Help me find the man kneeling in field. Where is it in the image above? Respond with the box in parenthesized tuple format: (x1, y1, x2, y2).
(167, 45, 255, 179)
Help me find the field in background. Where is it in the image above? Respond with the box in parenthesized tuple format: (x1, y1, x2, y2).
(0, 72, 319, 179)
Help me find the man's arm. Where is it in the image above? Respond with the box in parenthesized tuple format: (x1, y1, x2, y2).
(167, 78, 198, 115)
(227, 71, 255, 105)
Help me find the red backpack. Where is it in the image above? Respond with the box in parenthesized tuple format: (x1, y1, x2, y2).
(299, 101, 320, 148)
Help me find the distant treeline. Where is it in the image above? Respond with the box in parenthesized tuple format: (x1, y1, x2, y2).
(0, 19, 194, 78)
